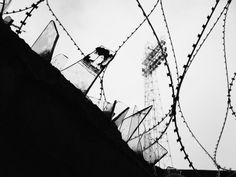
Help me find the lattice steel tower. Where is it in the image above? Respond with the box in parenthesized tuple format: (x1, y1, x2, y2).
(142, 40, 173, 168)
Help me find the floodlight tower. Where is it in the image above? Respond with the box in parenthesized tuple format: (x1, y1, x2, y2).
(142, 40, 173, 168)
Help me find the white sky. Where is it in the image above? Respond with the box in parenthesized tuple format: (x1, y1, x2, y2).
(5, 0, 236, 171)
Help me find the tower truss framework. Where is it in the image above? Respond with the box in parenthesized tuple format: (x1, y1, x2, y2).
(142, 40, 173, 168)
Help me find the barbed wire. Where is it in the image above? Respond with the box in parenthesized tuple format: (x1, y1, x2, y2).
(15, 0, 45, 34)
(97, 69, 108, 109)
(4, 5, 33, 14)
(186, 1, 231, 73)
(159, 0, 179, 82)
(213, 1, 232, 163)
(229, 73, 236, 119)
(220, 2, 236, 120)
(177, 102, 225, 170)
(45, 0, 85, 57)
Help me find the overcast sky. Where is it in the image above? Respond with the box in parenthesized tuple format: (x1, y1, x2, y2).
(5, 0, 236, 171)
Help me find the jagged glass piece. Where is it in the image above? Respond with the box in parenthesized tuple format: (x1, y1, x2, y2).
(51, 54, 68, 70)
(126, 106, 152, 141)
(125, 106, 152, 151)
(142, 138, 168, 165)
(62, 62, 95, 92)
(112, 107, 129, 127)
(31, 20, 59, 62)
(62, 47, 114, 94)
(103, 100, 117, 120)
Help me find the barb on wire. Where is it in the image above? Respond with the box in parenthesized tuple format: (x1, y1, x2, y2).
(46, 0, 85, 56)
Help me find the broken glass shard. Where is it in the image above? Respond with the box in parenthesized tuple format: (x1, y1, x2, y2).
(62, 47, 114, 94)
(126, 105, 152, 142)
(31, 20, 59, 62)
(142, 138, 168, 165)
(112, 107, 129, 127)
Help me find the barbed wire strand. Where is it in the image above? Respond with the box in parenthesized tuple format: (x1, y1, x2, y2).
(220, 1, 236, 120)
(160, 0, 179, 82)
(229, 73, 236, 119)
(4, 5, 33, 14)
(213, 0, 232, 163)
(186, 1, 231, 73)
(114, 0, 160, 54)
(177, 102, 226, 170)
(46, 0, 85, 57)
(15, 0, 45, 34)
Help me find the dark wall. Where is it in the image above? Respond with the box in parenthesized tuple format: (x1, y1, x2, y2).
(0, 19, 155, 177)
